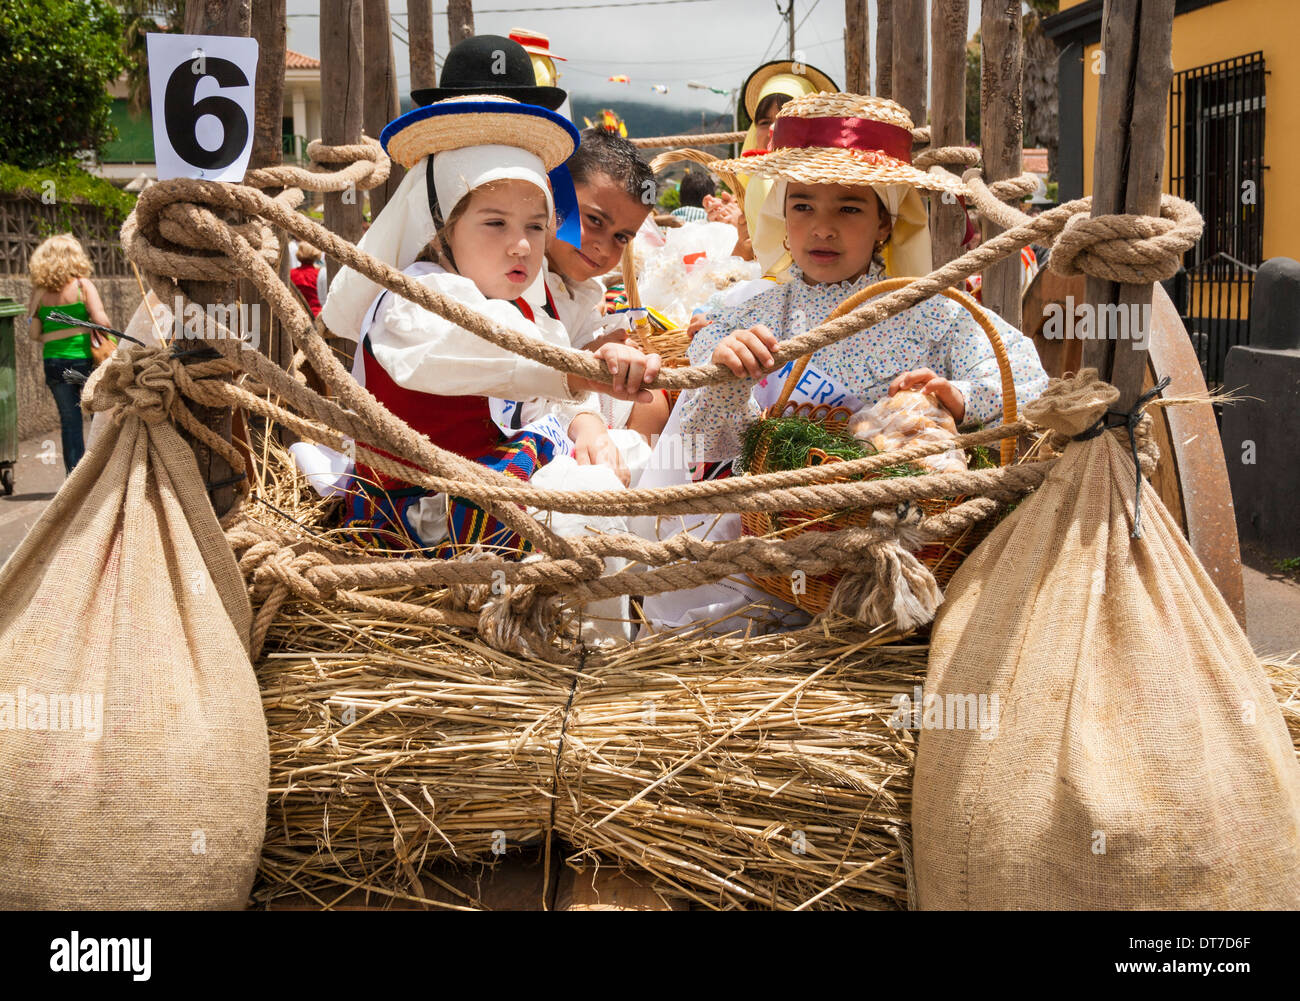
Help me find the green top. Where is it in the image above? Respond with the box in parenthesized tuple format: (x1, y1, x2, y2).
(36, 288, 91, 361)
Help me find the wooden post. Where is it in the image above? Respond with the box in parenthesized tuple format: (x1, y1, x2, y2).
(408, 0, 436, 93)
(875, 0, 894, 99)
(844, 0, 869, 94)
(246, 0, 292, 377)
(448, 0, 475, 47)
(363, 0, 403, 216)
(178, 0, 251, 517)
(320, 0, 366, 284)
(929, 0, 968, 268)
(979, 1, 1024, 331)
(1082, 0, 1177, 409)
(891, 0, 927, 132)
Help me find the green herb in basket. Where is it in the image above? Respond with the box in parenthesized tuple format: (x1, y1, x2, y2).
(738, 416, 926, 479)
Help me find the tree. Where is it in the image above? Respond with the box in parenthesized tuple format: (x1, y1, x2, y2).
(0, 0, 127, 168)
(1022, 1, 1061, 178)
(115, 1, 186, 113)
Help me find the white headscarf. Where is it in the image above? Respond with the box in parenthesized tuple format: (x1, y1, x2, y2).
(319, 145, 553, 341)
(752, 179, 934, 280)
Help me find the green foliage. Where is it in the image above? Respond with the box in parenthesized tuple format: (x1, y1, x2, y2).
(0, 161, 137, 225)
(1275, 556, 1300, 573)
(114, 1, 185, 113)
(657, 185, 681, 212)
(0, 0, 128, 167)
(738, 417, 925, 480)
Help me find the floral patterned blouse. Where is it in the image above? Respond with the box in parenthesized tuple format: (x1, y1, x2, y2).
(676, 263, 1050, 461)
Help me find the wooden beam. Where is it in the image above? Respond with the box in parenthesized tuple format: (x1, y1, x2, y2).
(929, 0, 968, 268)
(362, 0, 404, 217)
(979, 0, 1024, 331)
(247, 0, 292, 410)
(1081, 0, 1177, 410)
(891, 0, 927, 132)
(178, 0, 252, 517)
(408, 0, 436, 93)
(320, 0, 366, 284)
(448, 0, 475, 47)
(844, 0, 869, 95)
(875, 0, 894, 99)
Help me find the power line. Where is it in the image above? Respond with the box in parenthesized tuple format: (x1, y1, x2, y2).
(794, 0, 821, 35)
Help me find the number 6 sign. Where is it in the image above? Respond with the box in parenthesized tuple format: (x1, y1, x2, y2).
(146, 33, 259, 182)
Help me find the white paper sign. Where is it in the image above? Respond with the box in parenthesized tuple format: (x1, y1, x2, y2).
(147, 32, 258, 182)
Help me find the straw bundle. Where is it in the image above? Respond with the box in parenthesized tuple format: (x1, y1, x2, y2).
(254, 588, 925, 909)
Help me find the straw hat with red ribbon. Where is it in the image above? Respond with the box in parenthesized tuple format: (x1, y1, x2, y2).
(713, 93, 969, 277)
(714, 92, 967, 198)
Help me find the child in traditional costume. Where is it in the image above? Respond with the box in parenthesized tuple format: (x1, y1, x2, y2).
(323, 96, 659, 557)
(541, 126, 672, 481)
(635, 93, 1049, 633)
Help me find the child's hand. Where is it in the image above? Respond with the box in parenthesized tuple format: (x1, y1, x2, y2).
(585, 326, 630, 351)
(569, 414, 630, 486)
(686, 313, 711, 338)
(712, 324, 778, 378)
(703, 192, 743, 228)
(888, 368, 966, 423)
(574, 342, 661, 403)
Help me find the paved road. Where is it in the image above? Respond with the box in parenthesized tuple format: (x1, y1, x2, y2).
(1, 428, 1297, 656)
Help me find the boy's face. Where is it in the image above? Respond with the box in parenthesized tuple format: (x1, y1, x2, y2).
(547, 171, 651, 282)
(784, 182, 892, 285)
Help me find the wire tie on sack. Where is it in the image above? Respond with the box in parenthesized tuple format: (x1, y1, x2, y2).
(1071, 375, 1171, 539)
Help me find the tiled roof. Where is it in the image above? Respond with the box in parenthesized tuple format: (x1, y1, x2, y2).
(286, 49, 320, 69)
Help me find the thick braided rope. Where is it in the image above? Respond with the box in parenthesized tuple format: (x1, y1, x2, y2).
(630, 131, 747, 149)
(125, 148, 1202, 398)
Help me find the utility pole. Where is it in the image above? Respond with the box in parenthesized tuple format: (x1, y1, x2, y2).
(787, 0, 796, 58)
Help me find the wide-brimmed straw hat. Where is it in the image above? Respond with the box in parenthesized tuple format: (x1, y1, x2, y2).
(715, 93, 968, 199)
(741, 59, 839, 122)
(380, 95, 579, 171)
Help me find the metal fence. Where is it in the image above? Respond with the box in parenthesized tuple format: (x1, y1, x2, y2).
(0, 193, 132, 278)
(1167, 51, 1266, 388)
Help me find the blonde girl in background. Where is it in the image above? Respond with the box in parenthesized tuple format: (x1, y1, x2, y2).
(26, 234, 112, 474)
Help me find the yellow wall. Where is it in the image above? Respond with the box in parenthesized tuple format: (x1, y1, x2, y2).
(1067, 0, 1296, 261)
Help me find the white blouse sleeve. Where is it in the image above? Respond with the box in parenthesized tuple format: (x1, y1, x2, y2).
(675, 315, 762, 461)
(943, 304, 1050, 425)
(370, 271, 582, 403)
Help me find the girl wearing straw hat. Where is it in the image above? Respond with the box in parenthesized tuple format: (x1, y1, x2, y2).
(633, 93, 1048, 634)
(333, 95, 660, 557)
(722, 58, 840, 271)
(676, 93, 1049, 463)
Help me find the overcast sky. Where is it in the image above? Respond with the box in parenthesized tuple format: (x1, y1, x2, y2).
(283, 0, 985, 113)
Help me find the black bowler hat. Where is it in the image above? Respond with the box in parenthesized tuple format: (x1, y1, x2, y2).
(411, 34, 567, 110)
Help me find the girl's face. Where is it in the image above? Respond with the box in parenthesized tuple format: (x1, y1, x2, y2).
(444, 179, 550, 299)
(547, 171, 650, 282)
(753, 95, 791, 150)
(784, 182, 892, 285)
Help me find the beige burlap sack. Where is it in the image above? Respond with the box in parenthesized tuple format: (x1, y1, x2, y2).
(914, 370, 1300, 909)
(0, 353, 268, 908)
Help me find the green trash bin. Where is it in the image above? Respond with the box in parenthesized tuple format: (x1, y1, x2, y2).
(0, 297, 25, 495)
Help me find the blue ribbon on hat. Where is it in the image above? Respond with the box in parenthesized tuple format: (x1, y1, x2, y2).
(550, 163, 581, 250)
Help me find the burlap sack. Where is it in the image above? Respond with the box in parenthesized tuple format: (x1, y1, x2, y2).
(914, 370, 1300, 909)
(0, 353, 268, 908)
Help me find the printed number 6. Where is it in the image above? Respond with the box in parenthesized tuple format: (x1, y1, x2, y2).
(164, 56, 250, 170)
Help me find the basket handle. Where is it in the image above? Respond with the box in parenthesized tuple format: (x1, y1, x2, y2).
(620, 242, 657, 355)
(775, 277, 1018, 467)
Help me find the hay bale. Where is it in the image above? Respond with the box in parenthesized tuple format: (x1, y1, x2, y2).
(254, 593, 925, 910)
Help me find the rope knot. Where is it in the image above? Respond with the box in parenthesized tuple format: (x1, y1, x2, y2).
(1049, 195, 1203, 283)
(1024, 368, 1120, 438)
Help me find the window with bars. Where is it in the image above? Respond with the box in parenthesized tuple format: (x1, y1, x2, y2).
(1168, 52, 1267, 387)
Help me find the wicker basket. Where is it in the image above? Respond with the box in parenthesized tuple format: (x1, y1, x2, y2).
(739, 278, 1018, 616)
